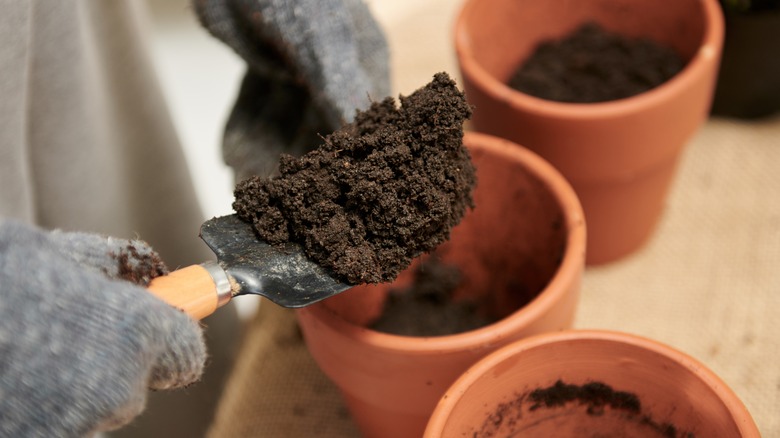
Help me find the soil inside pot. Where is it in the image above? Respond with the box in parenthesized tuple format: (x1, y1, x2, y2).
(475, 380, 693, 438)
(368, 256, 497, 336)
(508, 22, 686, 103)
(232, 72, 475, 285)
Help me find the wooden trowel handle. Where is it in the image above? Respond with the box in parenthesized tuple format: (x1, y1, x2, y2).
(147, 263, 231, 320)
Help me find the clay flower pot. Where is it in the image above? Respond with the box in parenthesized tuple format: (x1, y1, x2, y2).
(425, 330, 760, 437)
(454, 0, 724, 264)
(296, 132, 586, 438)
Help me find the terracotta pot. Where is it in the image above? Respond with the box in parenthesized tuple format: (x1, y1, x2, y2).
(711, 6, 780, 119)
(425, 330, 760, 437)
(454, 0, 724, 264)
(296, 132, 586, 438)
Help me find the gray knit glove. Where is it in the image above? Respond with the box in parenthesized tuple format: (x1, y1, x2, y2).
(0, 220, 206, 437)
(193, 0, 391, 180)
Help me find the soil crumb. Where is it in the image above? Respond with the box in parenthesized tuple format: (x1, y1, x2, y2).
(369, 257, 496, 336)
(508, 22, 686, 103)
(474, 380, 693, 438)
(113, 244, 169, 286)
(233, 72, 475, 284)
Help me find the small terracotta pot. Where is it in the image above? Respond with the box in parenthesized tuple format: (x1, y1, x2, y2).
(454, 0, 724, 264)
(425, 330, 760, 437)
(296, 132, 586, 438)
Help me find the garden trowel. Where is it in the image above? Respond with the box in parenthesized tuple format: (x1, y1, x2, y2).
(147, 214, 352, 320)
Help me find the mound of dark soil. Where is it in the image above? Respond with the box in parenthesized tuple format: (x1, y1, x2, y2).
(233, 73, 475, 284)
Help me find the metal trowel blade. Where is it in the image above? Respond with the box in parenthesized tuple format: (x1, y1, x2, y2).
(199, 214, 352, 308)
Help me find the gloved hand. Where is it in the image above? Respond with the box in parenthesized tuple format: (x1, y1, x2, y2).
(0, 220, 206, 437)
(193, 0, 391, 180)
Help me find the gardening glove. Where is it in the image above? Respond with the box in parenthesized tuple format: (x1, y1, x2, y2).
(0, 220, 206, 437)
(192, 0, 391, 180)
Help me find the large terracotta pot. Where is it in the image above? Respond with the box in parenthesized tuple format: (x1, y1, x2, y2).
(296, 132, 586, 438)
(454, 0, 724, 264)
(425, 330, 760, 437)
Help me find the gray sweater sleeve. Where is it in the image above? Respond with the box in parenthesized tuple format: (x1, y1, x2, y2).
(0, 220, 206, 437)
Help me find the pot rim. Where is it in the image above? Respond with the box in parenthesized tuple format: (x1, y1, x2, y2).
(453, 0, 725, 120)
(299, 131, 586, 353)
(424, 329, 760, 437)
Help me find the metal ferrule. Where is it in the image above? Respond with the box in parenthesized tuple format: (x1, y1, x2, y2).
(201, 261, 232, 308)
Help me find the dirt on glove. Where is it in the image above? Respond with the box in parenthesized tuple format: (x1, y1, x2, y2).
(233, 72, 475, 284)
(113, 244, 169, 287)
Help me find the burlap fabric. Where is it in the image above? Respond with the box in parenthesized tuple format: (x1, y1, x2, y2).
(577, 115, 780, 437)
(208, 116, 779, 437)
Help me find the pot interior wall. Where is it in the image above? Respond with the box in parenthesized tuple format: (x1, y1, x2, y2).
(460, 0, 707, 84)
(439, 338, 743, 437)
(322, 139, 568, 325)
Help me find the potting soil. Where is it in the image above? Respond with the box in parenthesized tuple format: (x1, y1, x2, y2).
(475, 380, 693, 438)
(113, 244, 168, 286)
(233, 72, 475, 284)
(529, 380, 641, 415)
(508, 22, 686, 103)
(369, 256, 496, 336)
